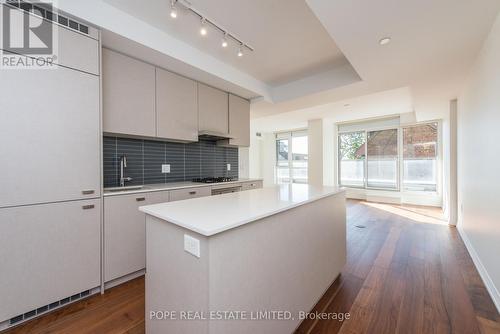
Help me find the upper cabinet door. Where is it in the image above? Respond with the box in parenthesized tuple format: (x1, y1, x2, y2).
(156, 69, 198, 142)
(228, 94, 251, 147)
(57, 25, 99, 75)
(102, 49, 156, 137)
(198, 83, 229, 134)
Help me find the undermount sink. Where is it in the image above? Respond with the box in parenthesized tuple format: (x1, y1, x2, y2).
(105, 185, 144, 192)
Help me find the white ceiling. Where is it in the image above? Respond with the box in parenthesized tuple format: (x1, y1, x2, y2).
(252, 0, 500, 120)
(308, 0, 500, 86)
(57, 0, 500, 125)
(103, 0, 347, 86)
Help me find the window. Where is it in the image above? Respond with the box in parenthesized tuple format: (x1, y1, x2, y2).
(276, 138, 290, 183)
(337, 120, 439, 193)
(367, 129, 398, 189)
(403, 123, 438, 191)
(276, 131, 308, 184)
(339, 132, 365, 187)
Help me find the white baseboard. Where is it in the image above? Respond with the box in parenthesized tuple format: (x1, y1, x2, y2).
(457, 225, 500, 313)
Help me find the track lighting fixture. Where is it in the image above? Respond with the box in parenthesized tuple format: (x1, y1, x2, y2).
(168, 1, 253, 56)
(170, 0, 177, 18)
(200, 18, 207, 36)
(221, 33, 228, 48)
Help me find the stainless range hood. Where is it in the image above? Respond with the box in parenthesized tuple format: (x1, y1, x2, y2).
(198, 130, 234, 141)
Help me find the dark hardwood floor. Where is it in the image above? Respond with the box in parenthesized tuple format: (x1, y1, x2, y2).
(2, 277, 145, 334)
(296, 200, 500, 334)
(4, 200, 500, 334)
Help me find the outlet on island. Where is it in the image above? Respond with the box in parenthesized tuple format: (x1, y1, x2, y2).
(162, 164, 171, 173)
(184, 234, 200, 258)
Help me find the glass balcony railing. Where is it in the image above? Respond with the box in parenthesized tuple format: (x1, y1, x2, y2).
(339, 159, 437, 191)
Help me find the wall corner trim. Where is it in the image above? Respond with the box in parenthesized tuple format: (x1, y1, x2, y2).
(457, 224, 500, 313)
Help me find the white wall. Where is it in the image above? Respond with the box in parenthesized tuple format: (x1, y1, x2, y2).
(238, 148, 250, 179)
(307, 120, 323, 186)
(323, 121, 336, 186)
(247, 133, 263, 179)
(260, 133, 277, 186)
(458, 12, 500, 311)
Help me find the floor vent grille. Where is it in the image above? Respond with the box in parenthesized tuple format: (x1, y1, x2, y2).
(9, 289, 91, 326)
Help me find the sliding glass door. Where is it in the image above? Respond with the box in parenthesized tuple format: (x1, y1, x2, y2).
(275, 131, 308, 184)
(291, 134, 308, 183)
(339, 131, 365, 187)
(403, 123, 438, 191)
(366, 129, 398, 189)
(339, 129, 398, 189)
(338, 120, 439, 193)
(276, 138, 290, 183)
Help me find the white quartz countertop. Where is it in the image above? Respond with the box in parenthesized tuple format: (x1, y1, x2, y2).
(103, 178, 263, 196)
(139, 184, 345, 236)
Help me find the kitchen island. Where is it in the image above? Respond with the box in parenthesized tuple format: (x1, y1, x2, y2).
(140, 184, 346, 334)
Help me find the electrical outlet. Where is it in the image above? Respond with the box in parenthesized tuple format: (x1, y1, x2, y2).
(226, 163, 231, 171)
(162, 164, 170, 173)
(184, 234, 200, 258)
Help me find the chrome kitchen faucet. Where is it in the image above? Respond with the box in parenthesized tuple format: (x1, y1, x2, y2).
(119, 155, 133, 187)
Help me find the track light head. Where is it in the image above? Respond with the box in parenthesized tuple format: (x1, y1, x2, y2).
(222, 33, 228, 48)
(170, 0, 177, 18)
(200, 18, 207, 36)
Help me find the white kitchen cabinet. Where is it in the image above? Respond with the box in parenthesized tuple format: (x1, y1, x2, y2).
(224, 94, 250, 147)
(241, 180, 263, 191)
(198, 83, 229, 134)
(156, 69, 198, 142)
(57, 24, 100, 75)
(0, 199, 101, 322)
(104, 191, 169, 283)
(169, 186, 212, 202)
(0, 64, 100, 208)
(102, 49, 156, 137)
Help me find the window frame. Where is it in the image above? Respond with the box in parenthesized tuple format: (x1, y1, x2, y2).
(400, 121, 442, 195)
(338, 130, 366, 189)
(365, 127, 400, 191)
(337, 120, 441, 194)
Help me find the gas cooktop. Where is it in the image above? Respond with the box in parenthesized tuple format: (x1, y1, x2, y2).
(192, 177, 238, 184)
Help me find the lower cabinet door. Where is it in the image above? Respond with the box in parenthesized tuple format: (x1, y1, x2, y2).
(104, 191, 169, 282)
(0, 199, 101, 322)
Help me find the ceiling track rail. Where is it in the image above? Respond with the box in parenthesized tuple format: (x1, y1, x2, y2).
(175, 0, 254, 52)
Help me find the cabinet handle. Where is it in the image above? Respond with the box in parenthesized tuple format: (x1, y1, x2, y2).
(82, 204, 95, 210)
(82, 190, 95, 195)
(250, 183, 255, 187)
(136, 197, 146, 202)
(189, 191, 196, 195)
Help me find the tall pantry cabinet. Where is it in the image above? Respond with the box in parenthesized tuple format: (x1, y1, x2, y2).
(0, 5, 101, 324)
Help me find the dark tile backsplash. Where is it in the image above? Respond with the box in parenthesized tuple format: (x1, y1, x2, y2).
(103, 136, 239, 188)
